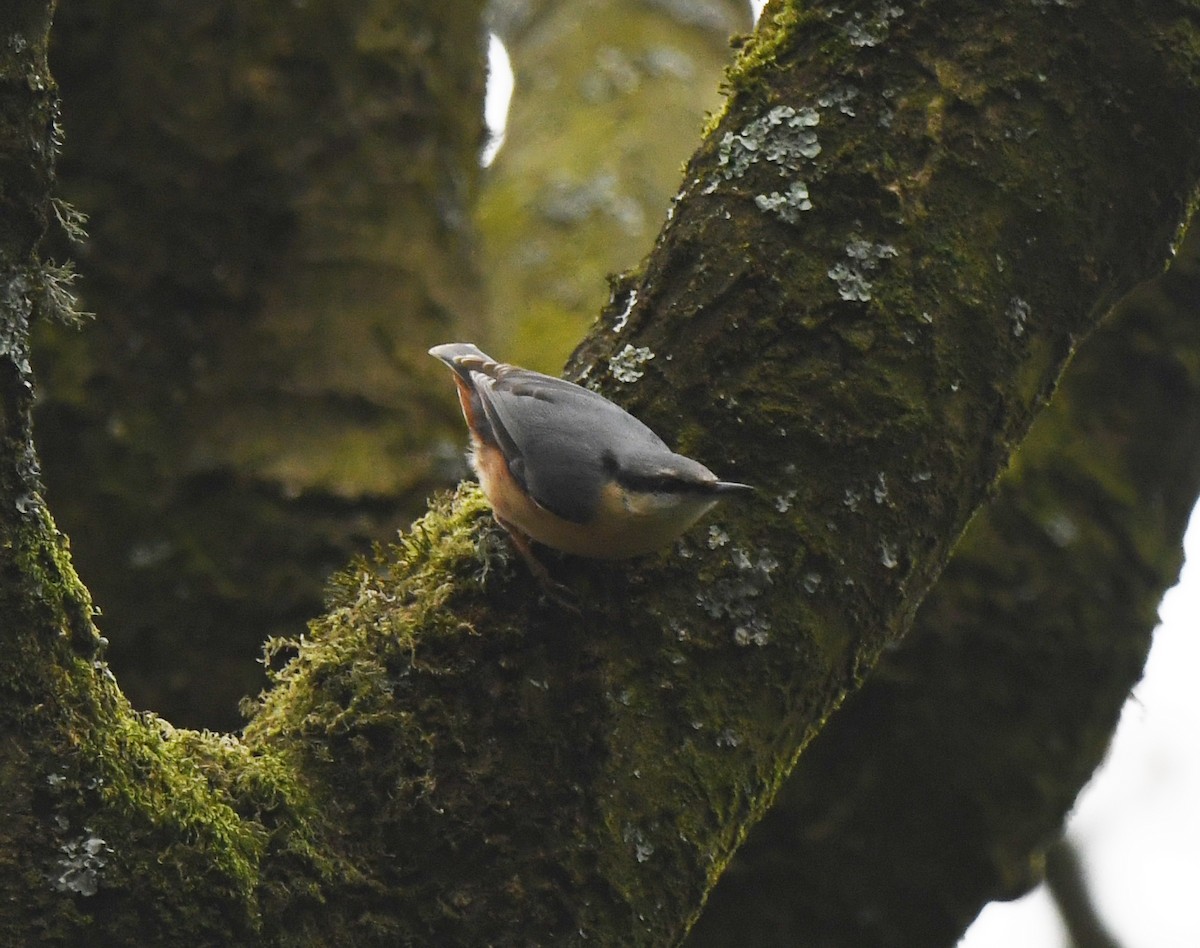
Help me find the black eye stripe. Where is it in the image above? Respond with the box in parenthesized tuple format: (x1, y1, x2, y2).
(615, 472, 716, 495)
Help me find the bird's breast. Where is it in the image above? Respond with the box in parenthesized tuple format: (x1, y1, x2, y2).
(471, 439, 718, 559)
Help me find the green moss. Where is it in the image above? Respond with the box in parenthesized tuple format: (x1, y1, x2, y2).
(7, 503, 101, 655)
(246, 487, 494, 739)
(724, 3, 825, 97)
(0, 486, 338, 940)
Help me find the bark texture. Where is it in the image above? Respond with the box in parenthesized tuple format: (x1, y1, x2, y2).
(688, 229, 1200, 946)
(34, 0, 488, 728)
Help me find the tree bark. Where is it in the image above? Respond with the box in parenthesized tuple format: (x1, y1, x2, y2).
(34, 0, 489, 729)
(688, 227, 1200, 946)
(3, 0, 1199, 945)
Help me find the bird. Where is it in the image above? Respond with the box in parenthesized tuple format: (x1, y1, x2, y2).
(429, 343, 752, 589)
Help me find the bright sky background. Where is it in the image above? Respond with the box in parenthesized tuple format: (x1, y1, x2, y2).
(961, 508, 1200, 947)
(482, 33, 512, 168)
(484, 20, 1200, 945)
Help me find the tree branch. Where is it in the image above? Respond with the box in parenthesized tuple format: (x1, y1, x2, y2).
(688, 225, 1200, 946)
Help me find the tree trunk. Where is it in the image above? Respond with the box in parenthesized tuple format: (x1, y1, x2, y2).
(34, 0, 488, 729)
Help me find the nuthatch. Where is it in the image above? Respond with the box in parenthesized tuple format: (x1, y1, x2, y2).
(430, 343, 752, 582)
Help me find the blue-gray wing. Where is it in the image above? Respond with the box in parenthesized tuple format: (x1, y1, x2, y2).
(473, 365, 669, 524)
